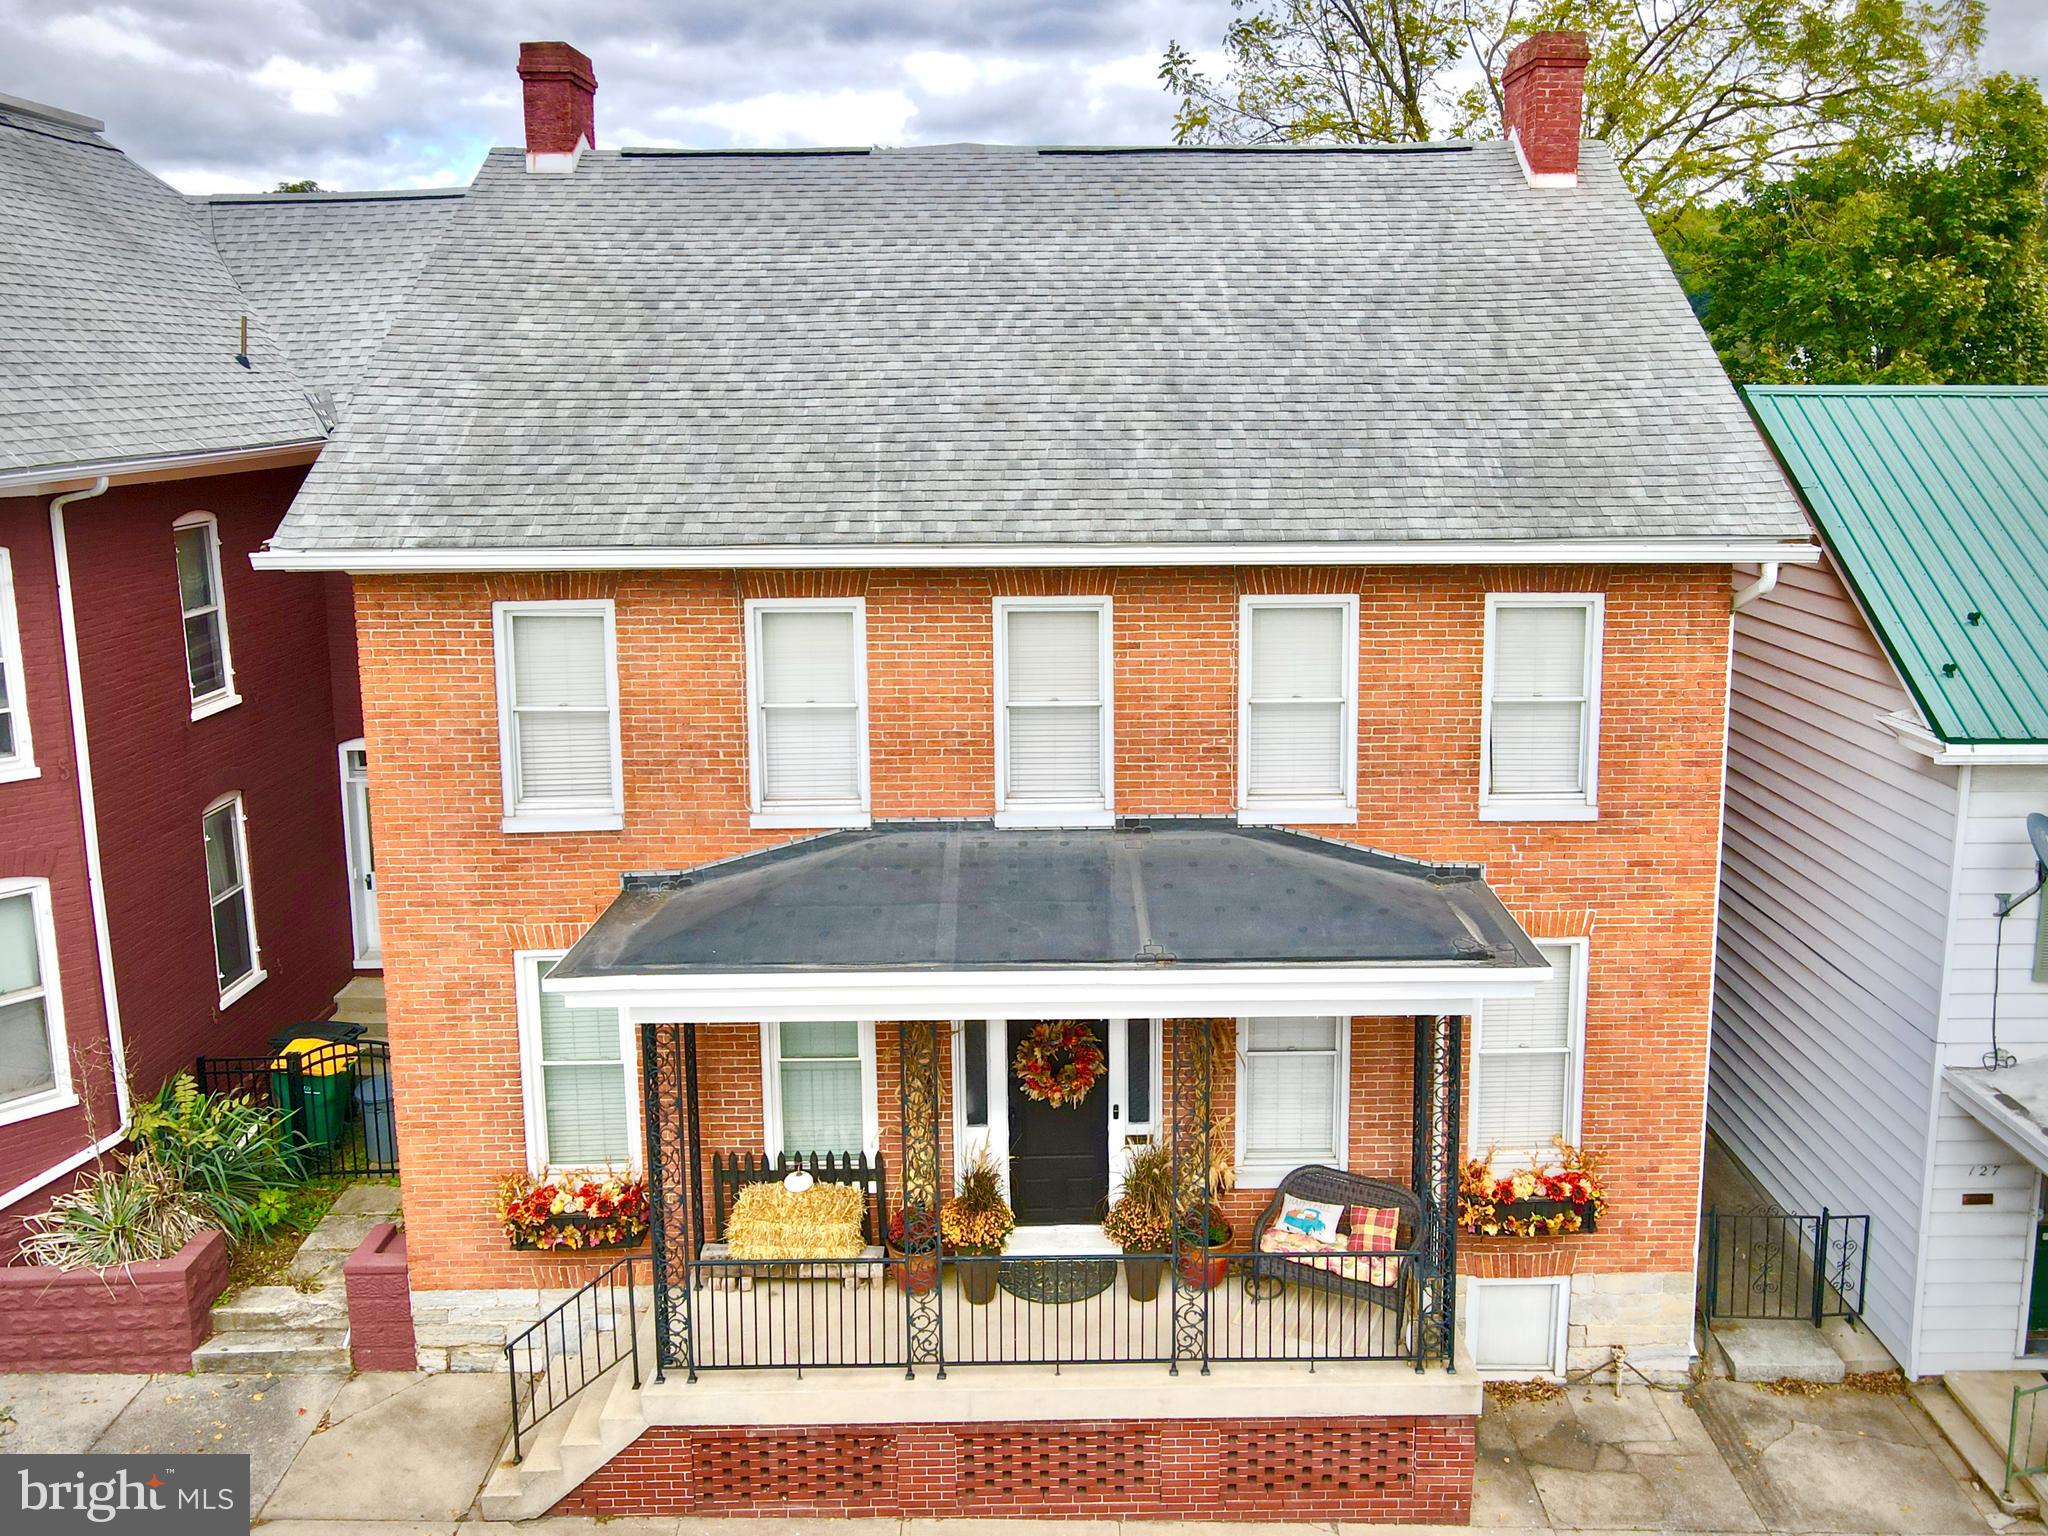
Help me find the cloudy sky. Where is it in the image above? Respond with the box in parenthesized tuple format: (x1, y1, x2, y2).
(4, 0, 2045, 193)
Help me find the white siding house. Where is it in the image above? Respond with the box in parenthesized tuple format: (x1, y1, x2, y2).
(1715, 386, 2048, 1379)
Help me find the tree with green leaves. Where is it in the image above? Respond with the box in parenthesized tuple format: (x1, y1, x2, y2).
(1684, 74, 2048, 384)
(274, 179, 323, 193)
(1161, 0, 1983, 228)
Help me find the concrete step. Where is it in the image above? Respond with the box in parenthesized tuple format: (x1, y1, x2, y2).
(1915, 1378, 2041, 1517)
(560, 1378, 611, 1451)
(1820, 1315, 1897, 1373)
(192, 1332, 351, 1375)
(1707, 1319, 1845, 1383)
(210, 1286, 345, 1332)
(331, 975, 386, 1031)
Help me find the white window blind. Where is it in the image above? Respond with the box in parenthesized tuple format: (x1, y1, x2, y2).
(531, 957, 629, 1168)
(755, 607, 863, 810)
(1244, 603, 1349, 803)
(1003, 606, 1105, 806)
(175, 519, 232, 706)
(0, 550, 26, 774)
(0, 889, 57, 1108)
(501, 606, 618, 818)
(1239, 1016, 1343, 1176)
(776, 1021, 864, 1155)
(1473, 941, 1580, 1163)
(203, 798, 259, 996)
(1487, 602, 1593, 799)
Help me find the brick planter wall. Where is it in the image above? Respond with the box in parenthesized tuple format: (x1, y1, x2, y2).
(549, 1413, 1474, 1524)
(0, 1229, 227, 1372)
(344, 1221, 418, 1371)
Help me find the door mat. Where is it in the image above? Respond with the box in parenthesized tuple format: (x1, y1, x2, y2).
(998, 1257, 1118, 1304)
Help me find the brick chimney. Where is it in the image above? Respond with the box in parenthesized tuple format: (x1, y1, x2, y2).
(518, 41, 596, 173)
(1500, 31, 1589, 187)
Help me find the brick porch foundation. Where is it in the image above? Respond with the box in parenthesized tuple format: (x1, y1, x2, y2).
(548, 1413, 1475, 1523)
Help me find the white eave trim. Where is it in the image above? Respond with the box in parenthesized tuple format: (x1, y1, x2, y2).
(1880, 709, 2048, 765)
(1943, 1066, 2048, 1178)
(0, 439, 327, 497)
(252, 537, 1823, 575)
(543, 962, 1552, 1023)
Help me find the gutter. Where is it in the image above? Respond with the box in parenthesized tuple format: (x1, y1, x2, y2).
(1731, 561, 1779, 611)
(49, 477, 131, 1128)
(0, 439, 325, 499)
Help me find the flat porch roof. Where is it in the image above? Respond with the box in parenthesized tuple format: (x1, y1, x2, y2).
(546, 819, 1549, 1019)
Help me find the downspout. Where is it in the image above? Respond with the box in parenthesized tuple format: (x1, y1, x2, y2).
(49, 477, 131, 1128)
(1731, 561, 1781, 613)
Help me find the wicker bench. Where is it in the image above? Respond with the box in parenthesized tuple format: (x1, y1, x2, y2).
(1245, 1164, 1424, 1307)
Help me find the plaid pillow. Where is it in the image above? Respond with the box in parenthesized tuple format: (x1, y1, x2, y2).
(1345, 1205, 1400, 1253)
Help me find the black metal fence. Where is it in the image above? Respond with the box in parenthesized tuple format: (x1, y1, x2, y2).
(505, 1255, 644, 1463)
(1699, 1207, 1869, 1327)
(195, 1038, 398, 1179)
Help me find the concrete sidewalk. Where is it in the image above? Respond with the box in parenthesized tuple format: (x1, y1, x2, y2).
(1, 1368, 2038, 1532)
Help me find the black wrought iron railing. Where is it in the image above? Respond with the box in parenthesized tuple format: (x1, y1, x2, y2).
(195, 1038, 397, 1179)
(670, 1249, 1427, 1376)
(1699, 1207, 1869, 1327)
(505, 1255, 644, 1464)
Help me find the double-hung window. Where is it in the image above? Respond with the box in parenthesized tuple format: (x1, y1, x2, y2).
(1235, 1016, 1347, 1187)
(1481, 594, 1602, 819)
(174, 513, 238, 718)
(0, 550, 34, 782)
(1471, 939, 1585, 1166)
(995, 598, 1112, 826)
(1238, 595, 1357, 822)
(517, 954, 634, 1172)
(493, 600, 623, 833)
(745, 600, 868, 827)
(203, 794, 264, 1006)
(0, 878, 70, 1124)
(762, 1021, 875, 1158)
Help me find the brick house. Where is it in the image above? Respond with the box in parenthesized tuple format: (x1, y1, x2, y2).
(252, 36, 1817, 1525)
(0, 90, 452, 1237)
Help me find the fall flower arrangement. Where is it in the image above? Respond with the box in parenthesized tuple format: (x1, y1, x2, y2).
(941, 1145, 1015, 1256)
(496, 1171, 650, 1251)
(1012, 1020, 1106, 1108)
(1458, 1140, 1605, 1238)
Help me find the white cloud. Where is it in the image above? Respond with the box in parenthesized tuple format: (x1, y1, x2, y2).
(252, 56, 375, 117)
(903, 50, 978, 97)
(42, 11, 176, 66)
(680, 88, 918, 148)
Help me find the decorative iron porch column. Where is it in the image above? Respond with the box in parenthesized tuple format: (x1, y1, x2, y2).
(642, 1021, 702, 1381)
(897, 1020, 945, 1377)
(1169, 1017, 1216, 1375)
(1410, 1013, 1461, 1371)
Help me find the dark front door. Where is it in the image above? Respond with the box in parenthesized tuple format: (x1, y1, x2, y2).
(1006, 1021, 1111, 1225)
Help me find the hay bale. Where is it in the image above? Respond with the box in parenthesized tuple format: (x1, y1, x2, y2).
(724, 1181, 867, 1261)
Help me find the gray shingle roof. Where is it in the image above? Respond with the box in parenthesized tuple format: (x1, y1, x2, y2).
(274, 140, 1809, 555)
(194, 188, 462, 418)
(0, 98, 326, 480)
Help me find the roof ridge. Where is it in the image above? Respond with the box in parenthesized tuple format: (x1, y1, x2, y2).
(189, 187, 467, 204)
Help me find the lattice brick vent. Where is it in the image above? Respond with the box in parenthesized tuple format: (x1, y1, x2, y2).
(954, 1427, 1153, 1507)
(1217, 1422, 1414, 1499)
(687, 1431, 894, 1507)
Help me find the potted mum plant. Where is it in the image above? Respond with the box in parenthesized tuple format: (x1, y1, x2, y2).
(496, 1171, 650, 1252)
(1458, 1140, 1606, 1238)
(886, 1205, 947, 1294)
(942, 1145, 1015, 1305)
(1102, 1140, 1172, 1301)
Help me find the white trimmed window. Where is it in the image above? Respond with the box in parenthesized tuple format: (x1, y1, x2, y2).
(1467, 1276, 1569, 1376)
(1234, 1016, 1348, 1187)
(0, 550, 35, 782)
(202, 794, 264, 1006)
(762, 1021, 877, 1158)
(1238, 595, 1357, 821)
(1480, 595, 1602, 820)
(493, 600, 623, 833)
(745, 600, 868, 827)
(174, 513, 238, 718)
(0, 878, 71, 1125)
(1471, 939, 1585, 1166)
(517, 953, 636, 1172)
(995, 598, 1113, 826)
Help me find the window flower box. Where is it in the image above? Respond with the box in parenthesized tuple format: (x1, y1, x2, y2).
(1458, 1143, 1605, 1238)
(497, 1172, 649, 1252)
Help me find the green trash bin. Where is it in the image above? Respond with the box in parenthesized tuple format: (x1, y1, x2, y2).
(271, 1037, 358, 1173)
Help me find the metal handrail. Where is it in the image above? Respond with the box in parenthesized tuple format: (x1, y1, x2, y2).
(505, 1255, 644, 1464)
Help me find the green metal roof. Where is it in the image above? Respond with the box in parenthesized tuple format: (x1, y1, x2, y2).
(1746, 386, 2048, 745)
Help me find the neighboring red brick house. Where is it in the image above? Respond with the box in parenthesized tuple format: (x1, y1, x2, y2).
(0, 91, 452, 1237)
(254, 36, 1818, 1526)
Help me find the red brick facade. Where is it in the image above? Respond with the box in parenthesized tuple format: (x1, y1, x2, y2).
(549, 1413, 1474, 1523)
(357, 563, 1729, 1292)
